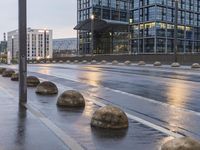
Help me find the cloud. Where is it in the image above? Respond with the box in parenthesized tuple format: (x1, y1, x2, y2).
(0, 0, 77, 41)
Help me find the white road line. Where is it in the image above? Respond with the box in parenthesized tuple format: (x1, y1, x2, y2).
(38, 77, 183, 138)
(24, 103, 84, 150)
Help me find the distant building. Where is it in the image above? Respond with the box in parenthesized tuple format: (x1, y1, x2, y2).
(7, 28, 53, 63)
(53, 38, 77, 57)
(0, 33, 7, 54)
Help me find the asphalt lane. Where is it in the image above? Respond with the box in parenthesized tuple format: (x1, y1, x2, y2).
(25, 64, 200, 139)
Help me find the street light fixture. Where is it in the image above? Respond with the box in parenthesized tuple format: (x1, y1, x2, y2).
(174, 0, 179, 62)
(90, 14, 94, 55)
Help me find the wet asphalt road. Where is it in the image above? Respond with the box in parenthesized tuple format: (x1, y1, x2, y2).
(1, 63, 200, 149)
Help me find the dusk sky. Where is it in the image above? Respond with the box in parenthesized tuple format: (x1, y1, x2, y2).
(0, 0, 77, 41)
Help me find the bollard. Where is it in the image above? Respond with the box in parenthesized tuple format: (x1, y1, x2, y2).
(57, 90, 85, 108)
(2, 69, 15, 77)
(138, 61, 146, 66)
(27, 76, 40, 87)
(91, 60, 97, 64)
(91, 105, 129, 129)
(171, 62, 180, 67)
(101, 60, 107, 64)
(36, 81, 58, 95)
(154, 61, 162, 66)
(124, 61, 131, 65)
(191, 63, 200, 69)
(11, 73, 19, 81)
(112, 60, 119, 65)
(161, 137, 200, 150)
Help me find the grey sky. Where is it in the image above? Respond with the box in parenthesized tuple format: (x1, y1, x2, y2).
(0, 0, 77, 41)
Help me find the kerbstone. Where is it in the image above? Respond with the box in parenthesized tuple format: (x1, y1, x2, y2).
(57, 90, 85, 107)
(161, 137, 200, 150)
(36, 81, 58, 95)
(91, 105, 129, 129)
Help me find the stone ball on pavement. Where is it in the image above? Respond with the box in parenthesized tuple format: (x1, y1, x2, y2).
(101, 60, 107, 64)
(57, 90, 85, 108)
(0, 68, 6, 74)
(91, 60, 97, 64)
(11, 73, 19, 81)
(161, 137, 200, 150)
(66, 60, 71, 64)
(2, 69, 15, 77)
(91, 105, 129, 129)
(138, 61, 146, 66)
(36, 81, 58, 95)
(154, 61, 162, 66)
(74, 60, 79, 64)
(112, 60, 119, 65)
(27, 76, 40, 87)
(171, 62, 180, 67)
(191, 63, 200, 69)
(82, 60, 88, 64)
(124, 61, 131, 65)
(59, 60, 63, 63)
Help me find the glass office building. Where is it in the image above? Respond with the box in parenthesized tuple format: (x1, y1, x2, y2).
(75, 0, 131, 54)
(75, 0, 200, 54)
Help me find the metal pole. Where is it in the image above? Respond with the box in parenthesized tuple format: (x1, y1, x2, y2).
(174, 0, 178, 62)
(18, 0, 27, 104)
(44, 30, 46, 63)
(91, 15, 94, 55)
(12, 38, 14, 61)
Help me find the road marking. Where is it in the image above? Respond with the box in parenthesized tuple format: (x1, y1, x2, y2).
(23, 103, 84, 150)
(38, 77, 183, 138)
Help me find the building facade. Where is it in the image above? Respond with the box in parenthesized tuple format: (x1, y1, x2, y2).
(7, 28, 53, 62)
(75, 0, 131, 55)
(76, 0, 200, 54)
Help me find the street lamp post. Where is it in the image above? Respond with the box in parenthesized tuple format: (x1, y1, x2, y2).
(11, 36, 14, 62)
(18, 0, 27, 104)
(174, 0, 178, 62)
(90, 14, 94, 55)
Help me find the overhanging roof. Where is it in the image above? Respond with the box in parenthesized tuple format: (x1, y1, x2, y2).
(74, 19, 128, 32)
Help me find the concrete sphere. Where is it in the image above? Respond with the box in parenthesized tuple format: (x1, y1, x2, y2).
(57, 90, 85, 107)
(171, 62, 180, 67)
(59, 60, 63, 63)
(0, 68, 6, 74)
(154, 61, 162, 66)
(66, 60, 71, 64)
(27, 76, 40, 87)
(112, 60, 119, 65)
(91, 60, 97, 64)
(191, 63, 200, 69)
(36, 81, 58, 95)
(46, 61, 51, 64)
(161, 137, 200, 150)
(52, 60, 56, 63)
(74, 60, 79, 64)
(82, 60, 88, 64)
(2, 69, 15, 77)
(91, 105, 129, 129)
(124, 61, 131, 65)
(11, 73, 19, 81)
(138, 61, 146, 66)
(101, 60, 107, 64)
(40, 61, 44, 64)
